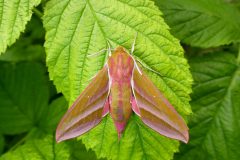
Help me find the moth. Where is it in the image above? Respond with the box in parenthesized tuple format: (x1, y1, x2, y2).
(56, 46, 189, 143)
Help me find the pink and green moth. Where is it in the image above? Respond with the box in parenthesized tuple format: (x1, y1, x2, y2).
(56, 41, 189, 143)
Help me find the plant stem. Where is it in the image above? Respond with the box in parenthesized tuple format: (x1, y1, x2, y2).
(33, 8, 43, 18)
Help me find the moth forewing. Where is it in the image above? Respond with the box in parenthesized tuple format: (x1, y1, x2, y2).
(56, 66, 110, 142)
(130, 63, 142, 117)
(131, 63, 189, 143)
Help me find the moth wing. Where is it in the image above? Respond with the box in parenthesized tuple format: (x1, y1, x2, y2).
(132, 66, 189, 143)
(56, 66, 110, 142)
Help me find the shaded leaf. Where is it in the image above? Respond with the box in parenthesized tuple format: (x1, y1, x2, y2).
(155, 0, 240, 47)
(0, 135, 4, 155)
(0, 62, 49, 134)
(175, 52, 240, 160)
(69, 140, 100, 160)
(0, 0, 41, 54)
(39, 96, 68, 133)
(0, 43, 44, 62)
(43, 0, 192, 159)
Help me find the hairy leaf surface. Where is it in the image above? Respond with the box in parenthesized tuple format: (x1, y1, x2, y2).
(156, 0, 240, 47)
(0, 0, 41, 54)
(43, 0, 192, 159)
(175, 52, 240, 160)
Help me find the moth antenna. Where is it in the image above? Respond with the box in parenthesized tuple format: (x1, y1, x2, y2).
(87, 49, 114, 58)
(136, 59, 164, 77)
(131, 32, 138, 55)
(87, 49, 108, 57)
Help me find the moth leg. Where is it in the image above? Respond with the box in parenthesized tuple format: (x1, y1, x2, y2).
(130, 32, 138, 55)
(130, 95, 141, 117)
(102, 96, 110, 117)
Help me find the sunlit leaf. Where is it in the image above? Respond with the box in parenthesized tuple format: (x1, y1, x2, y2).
(0, 135, 70, 160)
(0, 0, 41, 54)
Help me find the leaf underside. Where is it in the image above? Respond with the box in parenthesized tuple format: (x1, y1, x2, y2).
(43, 0, 192, 159)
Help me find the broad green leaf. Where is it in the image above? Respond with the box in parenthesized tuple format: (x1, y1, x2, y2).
(43, 0, 192, 159)
(0, 135, 70, 160)
(81, 115, 179, 160)
(175, 52, 240, 160)
(0, 61, 69, 135)
(39, 96, 68, 133)
(69, 140, 100, 160)
(0, 134, 101, 160)
(0, 16, 45, 62)
(155, 0, 240, 48)
(0, 0, 41, 54)
(0, 62, 49, 134)
(0, 135, 4, 154)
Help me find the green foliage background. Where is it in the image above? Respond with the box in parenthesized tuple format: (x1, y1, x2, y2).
(0, 0, 239, 160)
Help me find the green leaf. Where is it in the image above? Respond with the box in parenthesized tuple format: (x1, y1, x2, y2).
(0, 135, 70, 160)
(69, 140, 100, 160)
(0, 135, 4, 155)
(39, 96, 68, 133)
(43, 0, 192, 159)
(175, 52, 240, 160)
(155, 0, 240, 48)
(0, 0, 41, 54)
(81, 115, 179, 160)
(0, 16, 45, 62)
(0, 61, 69, 135)
(0, 62, 49, 134)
